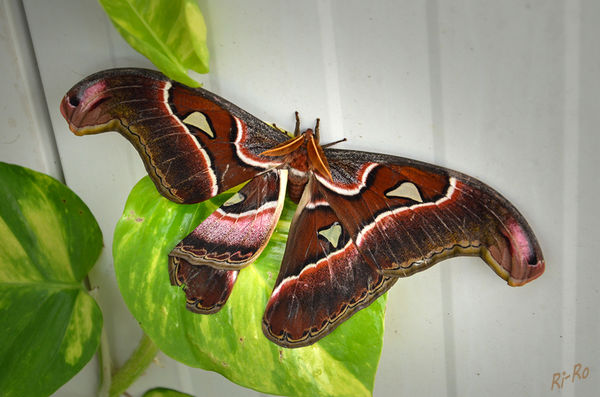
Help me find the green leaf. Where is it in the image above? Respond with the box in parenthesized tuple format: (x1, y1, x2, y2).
(99, 0, 210, 86)
(0, 162, 103, 397)
(143, 387, 194, 397)
(114, 176, 387, 397)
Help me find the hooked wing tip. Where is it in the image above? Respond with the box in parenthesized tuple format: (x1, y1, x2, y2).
(484, 214, 545, 287)
(508, 258, 545, 286)
(60, 68, 167, 135)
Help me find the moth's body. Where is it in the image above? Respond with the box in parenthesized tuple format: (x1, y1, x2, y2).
(269, 129, 315, 204)
(286, 165, 310, 204)
(259, 112, 336, 204)
(61, 68, 545, 348)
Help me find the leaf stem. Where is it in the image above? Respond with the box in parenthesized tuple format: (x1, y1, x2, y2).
(97, 323, 112, 397)
(109, 333, 159, 397)
(88, 286, 112, 397)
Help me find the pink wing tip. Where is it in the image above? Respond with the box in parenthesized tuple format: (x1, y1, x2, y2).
(488, 216, 545, 286)
(504, 217, 545, 286)
(60, 78, 111, 134)
(508, 258, 545, 286)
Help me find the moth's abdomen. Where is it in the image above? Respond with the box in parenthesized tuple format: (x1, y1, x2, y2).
(287, 178, 308, 203)
(286, 167, 310, 203)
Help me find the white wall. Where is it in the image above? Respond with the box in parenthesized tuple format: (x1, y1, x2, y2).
(1, 0, 598, 395)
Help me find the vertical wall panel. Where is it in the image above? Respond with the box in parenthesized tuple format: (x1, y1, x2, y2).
(434, 2, 566, 396)
(574, 1, 600, 396)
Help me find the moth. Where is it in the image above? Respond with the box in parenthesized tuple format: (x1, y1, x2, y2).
(60, 68, 544, 348)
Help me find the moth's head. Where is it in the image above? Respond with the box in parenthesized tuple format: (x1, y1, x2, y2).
(301, 128, 316, 141)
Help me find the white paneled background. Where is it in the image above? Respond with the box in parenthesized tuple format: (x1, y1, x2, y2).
(1, 0, 598, 396)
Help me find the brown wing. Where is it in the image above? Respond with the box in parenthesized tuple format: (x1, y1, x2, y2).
(168, 256, 238, 314)
(263, 178, 396, 347)
(168, 169, 287, 314)
(169, 169, 287, 270)
(60, 68, 288, 204)
(319, 148, 545, 286)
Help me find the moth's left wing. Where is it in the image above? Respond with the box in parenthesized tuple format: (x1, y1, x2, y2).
(168, 169, 287, 313)
(60, 68, 288, 204)
(263, 178, 396, 347)
(318, 148, 545, 286)
(170, 169, 287, 270)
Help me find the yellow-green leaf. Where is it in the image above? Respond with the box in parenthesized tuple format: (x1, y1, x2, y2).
(99, 0, 209, 86)
(143, 387, 194, 397)
(114, 176, 387, 396)
(0, 162, 103, 397)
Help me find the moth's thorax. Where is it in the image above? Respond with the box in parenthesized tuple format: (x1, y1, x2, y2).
(260, 128, 328, 203)
(283, 134, 311, 203)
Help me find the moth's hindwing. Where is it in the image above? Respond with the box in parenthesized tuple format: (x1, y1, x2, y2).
(168, 256, 238, 314)
(170, 169, 287, 270)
